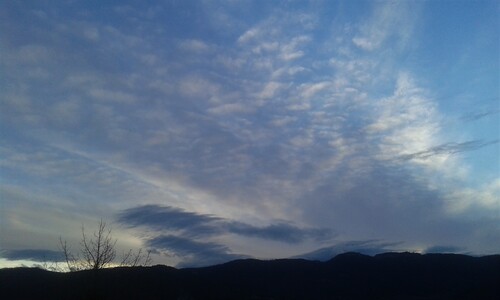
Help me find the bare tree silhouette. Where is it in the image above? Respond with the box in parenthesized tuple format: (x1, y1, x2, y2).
(59, 219, 150, 271)
(120, 247, 152, 267)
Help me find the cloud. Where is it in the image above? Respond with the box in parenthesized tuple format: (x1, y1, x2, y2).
(208, 103, 253, 115)
(1, 249, 65, 262)
(178, 39, 211, 53)
(118, 205, 224, 238)
(17, 45, 53, 62)
(1, 1, 498, 268)
(279, 35, 310, 61)
(82, 26, 100, 41)
(399, 140, 500, 160)
(445, 179, 500, 212)
(118, 205, 334, 243)
(0, 140, 154, 204)
(294, 240, 401, 261)
(147, 235, 247, 267)
(460, 109, 500, 122)
(299, 81, 330, 99)
(88, 88, 136, 104)
(352, 1, 417, 51)
(227, 222, 332, 244)
(259, 81, 282, 99)
(238, 27, 260, 44)
(365, 73, 448, 171)
(117, 205, 333, 266)
(424, 245, 464, 254)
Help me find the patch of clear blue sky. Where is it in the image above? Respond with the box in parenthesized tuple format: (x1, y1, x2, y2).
(415, 1, 498, 103)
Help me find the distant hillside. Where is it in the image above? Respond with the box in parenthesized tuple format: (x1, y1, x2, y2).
(1, 252, 499, 300)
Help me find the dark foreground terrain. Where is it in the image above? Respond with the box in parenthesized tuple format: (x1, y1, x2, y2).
(1, 252, 499, 300)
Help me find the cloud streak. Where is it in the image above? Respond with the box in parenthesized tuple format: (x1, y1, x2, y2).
(399, 140, 500, 161)
(1, 249, 65, 263)
(460, 109, 500, 122)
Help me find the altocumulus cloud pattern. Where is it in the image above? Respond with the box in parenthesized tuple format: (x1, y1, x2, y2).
(0, 0, 499, 268)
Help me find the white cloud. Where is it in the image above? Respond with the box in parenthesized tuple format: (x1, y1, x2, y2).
(300, 81, 330, 99)
(280, 51, 304, 61)
(88, 88, 136, 104)
(208, 103, 252, 115)
(17, 45, 52, 63)
(271, 116, 297, 127)
(367, 73, 440, 164)
(271, 66, 307, 79)
(139, 54, 158, 65)
(259, 81, 282, 99)
(178, 76, 221, 99)
(352, 1, 418, 51)
(238, 27, 260, 44)
(179, 39, 211, 52)
(26, 67, 50, 79)
(279, 35, 310, 61)
(287, 102, 311, 111)
(445, 179, 500, 214)
(252, 42, 279, 54)
(83, 27, 99, 41)
(50, 99, 81, 126)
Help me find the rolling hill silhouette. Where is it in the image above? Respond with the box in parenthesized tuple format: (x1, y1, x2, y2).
(1, 252, 499, 299)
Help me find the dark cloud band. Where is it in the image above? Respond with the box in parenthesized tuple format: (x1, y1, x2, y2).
(399, 139, 500, 160)
(1, 249, 65, 262)
(118, 204, 334, 244)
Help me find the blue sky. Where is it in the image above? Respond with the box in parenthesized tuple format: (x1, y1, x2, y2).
(1, 0, 499, 268)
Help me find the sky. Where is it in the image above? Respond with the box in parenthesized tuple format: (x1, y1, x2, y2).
(1, 0, 499, 268)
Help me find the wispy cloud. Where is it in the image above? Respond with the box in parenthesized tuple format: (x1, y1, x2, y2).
(352, 1, 418, 51)
(460, 109, 500, 122)
(1, 249, 64, 263)
(178, 39, 211, 53)
(399, 140, 500, 160)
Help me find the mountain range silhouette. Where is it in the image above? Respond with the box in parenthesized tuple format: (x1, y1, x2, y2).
(2, 252, 499, 299)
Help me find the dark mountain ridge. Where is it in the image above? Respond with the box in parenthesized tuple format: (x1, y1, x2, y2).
(1, 252, 499, 299)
